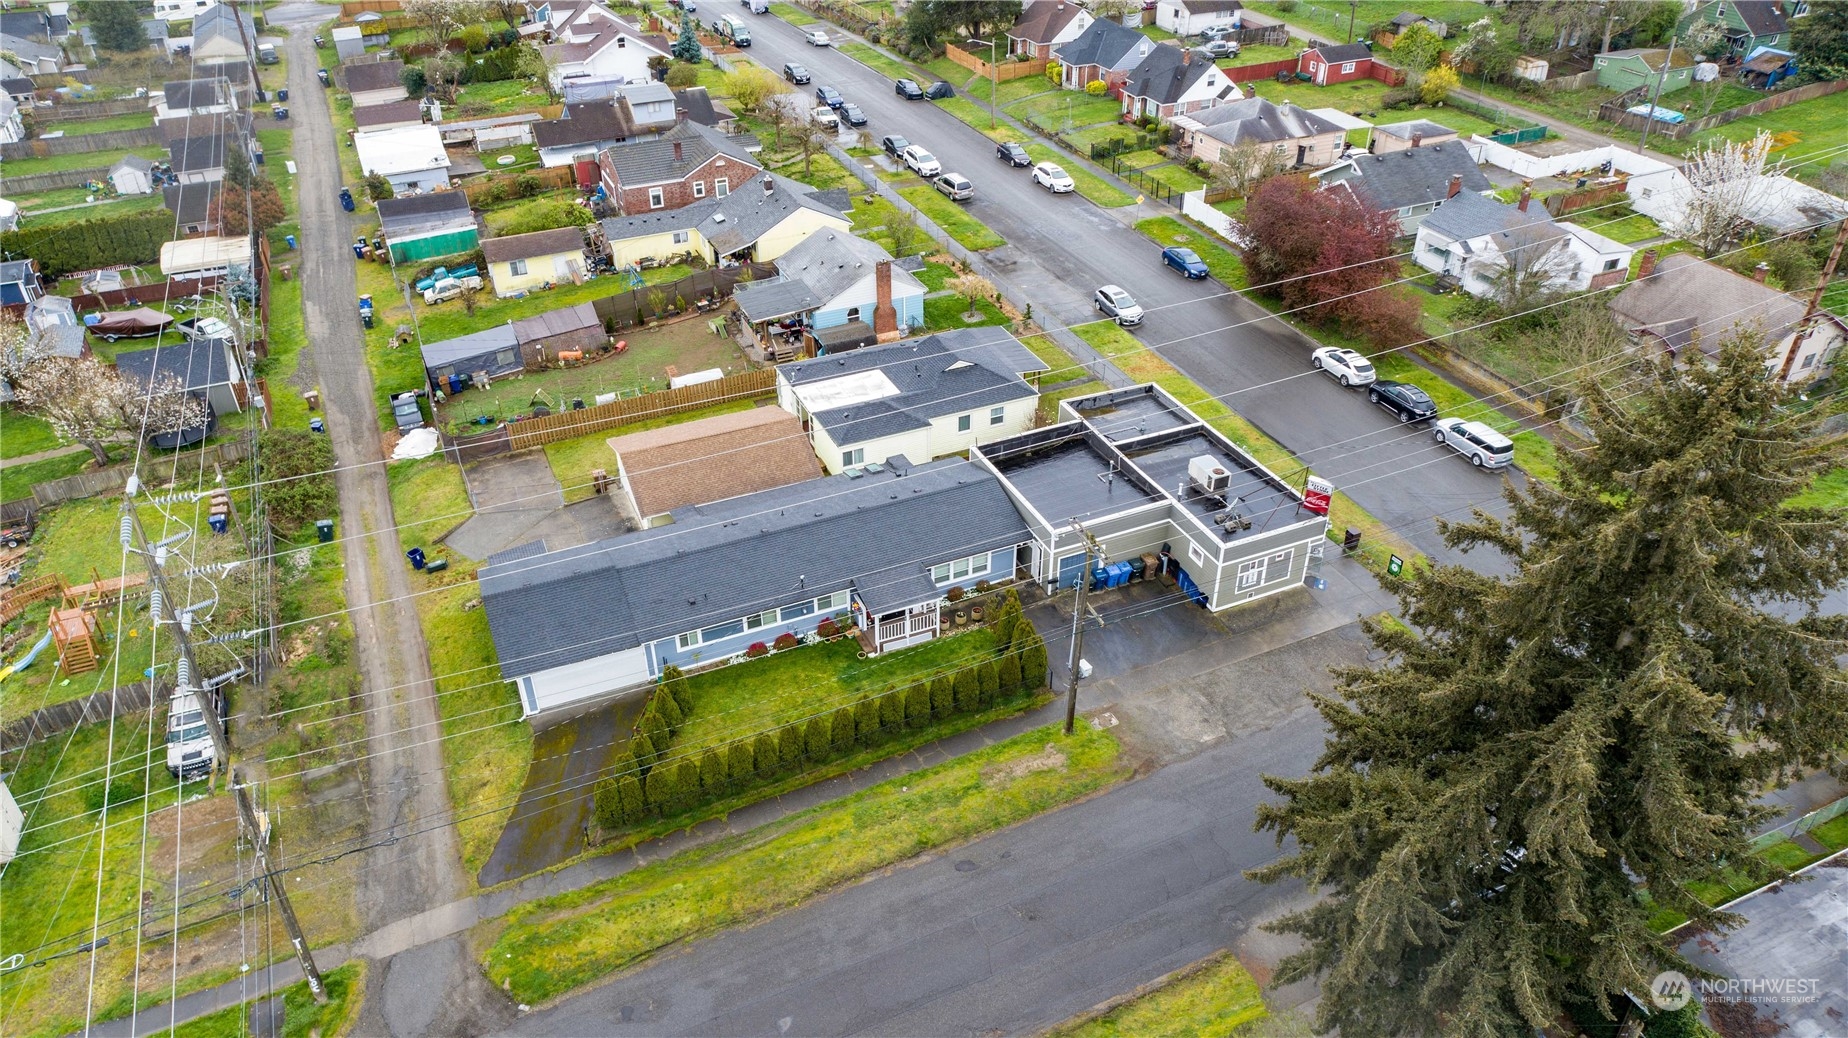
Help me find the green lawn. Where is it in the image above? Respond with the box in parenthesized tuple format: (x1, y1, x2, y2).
(912, 259, 957, 292)
(1006, 91, 1122, 130)
(47, 111, 156, 135)
(1569, 205, 1662, 245)
(1019, 332, 1089, 382)
(0, 448, 92, 502)
(1066, 122, 1147, 152)
(0, 143, 166, 178)
(1136, 216, 1248, 289)
(387, 455, 474, 554)
(1243, 0, 1491, 49)
(1023, 145, 1136, 208)
(1221, 37, 1306, 67)
(768, 2, 804, 19)
(837, 41, 915, 83)
(935, 97, 1028, 143)
(485, 720, 1129, 1003)
(1118, 154, 1207, 194)
(962, 71, 1057, 108)
(924, 292, 1009, 330)
(1138, 25, 1179, 42)
(1244, 77, 1503, 138)
(543, 398, 759, 504)
(451, 77, 552, 117)
(1788, 467, 1848, 509)
(897, 186, 1007, 250)
(674, 630, 998, 754)
(1, 408, 65, 459)
(1045, 951, 1268, 1038)
(1038, 379, 1108, 423)
(172, 963, 366, 1038)
(1687, 87, 1848, 185)
(1648, 829, 1839, 932)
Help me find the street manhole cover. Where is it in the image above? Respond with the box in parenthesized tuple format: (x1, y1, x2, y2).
(955, 859, 979, 872)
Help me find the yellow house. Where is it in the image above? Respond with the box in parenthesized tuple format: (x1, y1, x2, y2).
(482, 227, 589, 298)
(597, 173, 852, 270)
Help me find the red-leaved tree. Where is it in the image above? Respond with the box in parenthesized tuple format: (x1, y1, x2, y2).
(1240, 174, 1422, 349)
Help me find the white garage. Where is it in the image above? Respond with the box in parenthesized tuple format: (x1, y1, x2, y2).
(515, 647, 653, 717)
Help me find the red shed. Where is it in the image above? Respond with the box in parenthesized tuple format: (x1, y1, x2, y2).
(1298, 42, 1374, 85)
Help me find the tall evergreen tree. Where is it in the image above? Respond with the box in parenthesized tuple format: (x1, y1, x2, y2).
(1019, 630, 1048, 689)
(777, 725, 804, 767)
(616, 773, 644, 822)
(1250, 338, 1848, 1037)
(697, 750, 726, 796)
(80, 0, 146, 52)
(904, 683, 931, 729)
(753, 732, 781, 775)
(932, 674, 957, 719)
(804, 716, 831, 761)
(727, 741, 755, 788)
(654, 688, 684, 732)
(830, 705, 856, 752)
(853, 696, 881, 745)
(976, 660, 1000, 706)
(997, 650, 1023, 695)
(672, 11, 702, 63)
(878, 684, 904, 731)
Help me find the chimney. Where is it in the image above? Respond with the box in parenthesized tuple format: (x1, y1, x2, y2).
(1754, 262, 1769, 283)
(872, 259, 897, 338)
(1638, 249, 1658, 278)
(1410, 130, 1423, 148)
(1182, 47, 1192, 66)
(763, 173, 774, 195)
(672, 140, 683, 162)
(676, 107, 687, 124)
(1517, 182, 1532, 212)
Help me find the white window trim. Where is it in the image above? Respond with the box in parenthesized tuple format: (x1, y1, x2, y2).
(715, 177, 729, 197)
(1235, 557, 1266, 591)
(989, 405, 1005, 425)
(509, 258, 528, 276)
(693, 180, 706, 198)
(842, 447, 864, 467)
(1341, 61, 1356, 73)
(648, 187, 665, 208)
(1188, 543, 1206, 566)
(931, 552, 992, 585)
(672, 230, 690, 244)
(957, 413, 972, 432)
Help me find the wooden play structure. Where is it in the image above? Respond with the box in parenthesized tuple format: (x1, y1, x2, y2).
(0, 574, 65, 626)
(62, 570, 148, 611)
(50, 606, 101, 675)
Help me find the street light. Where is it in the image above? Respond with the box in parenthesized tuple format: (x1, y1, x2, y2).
(969, 37, 997, 130)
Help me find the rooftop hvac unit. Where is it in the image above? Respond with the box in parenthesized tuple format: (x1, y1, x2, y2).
(1188, 455, 1230, 496)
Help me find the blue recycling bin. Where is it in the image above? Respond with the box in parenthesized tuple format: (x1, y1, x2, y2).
(352, 241, 365, 259)
(406, 547, 427, 571)
(1109, 561, 1133, 587)
(278, 87, 288, 101)
(285, 234, 296, 250)
(339, 187, 355, 212)
(1091, 565, 1111, 591)
(309, 417, 324, 433)
(208, 514, 229, 534)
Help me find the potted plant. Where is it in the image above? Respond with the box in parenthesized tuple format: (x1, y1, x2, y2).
(970, 603, 984, 622)
(954, 609, 968, 626)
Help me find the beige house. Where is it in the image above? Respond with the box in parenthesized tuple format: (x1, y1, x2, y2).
(481, 227, 587, 298)
(596, 173, 850, 268)
(1609, 251, 1846, 381)
(1176, 96, 1345, 171)
(1370, 119, 1457, 154)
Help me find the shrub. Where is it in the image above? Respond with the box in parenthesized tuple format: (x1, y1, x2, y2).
(1085, 79, 1108, 96)
(1021, 631, 1049, 689)
(745, 641, 770, 658)
(831, 706, 856, 751)
(753, 732, 780, 775)
(640, 708, 669, 762)
(992, 600, 1018, 651)
(669, 760, 700, 811)
(854, 696, 881, 744)
(258, 429, 337, 535)
(665, 62, 701, 88)
(974, 579, 992, 594)
(629, 730, 657, 773)
(878, 684, 904, 731)
(773, 632, 801, 651)
(698, 750, 726, 794)
(12, 210, 177, 279)
(804, 716, 832, 760)
(1380, 85, 1419, 109)
(1046, 60, 1061, 85)
(662, 665, 693, 717)
(952, 668, 979, 714)
(654, 688, 683, 731)
(778, 724, 805, 767)
(616, 773, 643, 821)
(931, 674, 956, 719)
(816, 617, 840, 639)
(977, 660, 1000, 705)
(905, 682, 932, 729)
(727, 740, 755, 786)
(998, 650, 1023, 693)
(946, 585, 966, 603)
(594, 778, 624, 829)
(643, 762, 679, 811)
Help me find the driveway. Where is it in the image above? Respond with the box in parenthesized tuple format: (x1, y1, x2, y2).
(445, 454, 629, 560)
(739, 24, 1521, 567)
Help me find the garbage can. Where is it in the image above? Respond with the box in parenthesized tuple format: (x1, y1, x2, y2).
(309, 417, 324, 433)
(285, 234, 296, 250)
(424, 559, 449, 574)
(208, 514, 229, 534)
(278, 87, 288, 101)
(1342, 527, 1362, 554)
(315, 519, 334, 543)
(361, 309, 374, 329)
(406, 547, 427, 570)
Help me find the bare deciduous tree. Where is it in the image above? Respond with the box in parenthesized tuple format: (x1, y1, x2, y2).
(1674, 130, 1778, 256)
(10, 350, 206, 466)
(1207, 139, 1290, 200)
(946, 273, 995, 320)
(403, 0, 490, 40)
(1485, 229, 1583, 311)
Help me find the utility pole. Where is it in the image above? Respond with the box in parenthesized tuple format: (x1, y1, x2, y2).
(123, 484, 327, 1005)
(1347, 0, 1359, 44)
(1776, 217, 1848, 383)
(1636, 35, 1676, 155)
(970, 38, 998, 131)
(1063, 525, 1101, 736)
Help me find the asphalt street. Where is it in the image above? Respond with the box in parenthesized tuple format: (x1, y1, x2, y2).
(744, 21, 1518, 567)
(501, 622, 1372, 1037)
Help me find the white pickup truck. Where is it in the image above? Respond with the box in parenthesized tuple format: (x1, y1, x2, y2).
(811, 105, 840, 130)
(423, 275, 485, 305)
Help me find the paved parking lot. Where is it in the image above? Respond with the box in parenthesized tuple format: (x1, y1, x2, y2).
(445, 453, 628, 560)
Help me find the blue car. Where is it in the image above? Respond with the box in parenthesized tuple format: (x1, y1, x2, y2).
(1161, 246, 1209, 279)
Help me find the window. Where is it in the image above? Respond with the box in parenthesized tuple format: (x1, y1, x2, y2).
(693, 181, 706, 198)
(957, 414, 972, 432)
(989, 405, 1005, 425)
(1801, 353, 1816, 369)
(495, 349, 517, 367)
(715, 178, 729, 197)
(744, 609, 777, 630)
(845, 306, 862, 323)
(1188, 543, 1206, 566)
(648, 187, 665, 209)
(1340, 61, 1356, 73)
(1602, 258, 1621, 271)
(672, 230, 690, 244)
(1235, 557, 1266, 591)
(842, 447, 864, 467)
(616, 35, 626, 47)
(509, 258, 528, 276)
(815, 590, 851, 612)
(780, 599, 816, 622)
(930, 553, 992, 585)
(677, 631, 699, 650)
(702, 618, 746, 642)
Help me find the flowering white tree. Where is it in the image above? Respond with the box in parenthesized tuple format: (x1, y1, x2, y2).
(1673, 131, 1779, 256)
(2, 313, 207, 465)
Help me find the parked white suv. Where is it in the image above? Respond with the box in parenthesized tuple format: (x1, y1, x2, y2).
(901, 145, 941, 177)
(1433, 418, 1515, 469)
(1311, 346, 1376, 387)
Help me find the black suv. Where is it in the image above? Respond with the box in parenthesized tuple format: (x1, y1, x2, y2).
(783, 62, 811, 84)
(881, 134, 910, 157)
(1368, 380, 1437, 423)
(996, 141, 1030, 166)
(895, 78, 925, 100)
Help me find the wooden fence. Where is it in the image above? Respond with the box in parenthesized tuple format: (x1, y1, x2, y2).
(29, 440, 253, 507)
(1599, 78, 1848, 139)
(1, 126, 161, 161)
(1220, 58, 1298, 85)
(446, 369, 777, 458)
(4, 165, 113, 194)
(0, 680, 160, 755)
(1545, 181, 1627, 218)
(66, 276, 225, 311)
(943, 45, 1049, 82)
(30, 97, 151, 122)
(460, 164, 575, 205)
(586, 262, 778, 330)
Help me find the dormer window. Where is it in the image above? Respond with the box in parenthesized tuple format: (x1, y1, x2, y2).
(616, 35, 626, 47)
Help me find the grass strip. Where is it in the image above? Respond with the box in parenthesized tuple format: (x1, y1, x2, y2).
(1043, 950, 1267, 1038)
(483, 721, 1130, 1002)
(1073, 320, 1423, 577)
(898, 185, 1006, 251)
(0, 449, 94, 503)
(934, 97, 1029, 143)
(1788, 467, 1848, 509)
(0, 409, 64, 458)
(1646, 830, 1842, 933)
(172, 963, 366, 1038)
(1023, 144, 1135, 208)
(1018, 333, 1089, 382)
(1038, 380, 1108, 424)
(837, 41, 914, 83)
(1136, 216, 1248, 289)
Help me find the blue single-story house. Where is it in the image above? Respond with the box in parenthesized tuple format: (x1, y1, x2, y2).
(732, 230, 924, 345)
(480, 455, 1030, 716)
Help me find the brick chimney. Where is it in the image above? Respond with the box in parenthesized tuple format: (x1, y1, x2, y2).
(763, 173, 775, 195)
(1446, 173, 1462, 199)
(1754, 262, 1769, 283)
(673, 140, 683, 162)
(872, 260, 897, 338)
(1638, 249, 1658, 278)
(1182, 47, 1192, 66)
(676, 107, 687, 124)
(1410, 130, 1423, 148)
(1517, 182, 1532, 212)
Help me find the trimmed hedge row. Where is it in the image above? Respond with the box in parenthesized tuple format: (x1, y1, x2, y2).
(595, 589, 1049, 830)
(3, 210, 178, 278)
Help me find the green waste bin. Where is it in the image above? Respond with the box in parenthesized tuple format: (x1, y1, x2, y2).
(316, 519, 334, 543)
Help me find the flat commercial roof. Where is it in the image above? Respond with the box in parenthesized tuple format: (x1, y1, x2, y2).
(159, 235, 252, 274)
(1070, 389, 1195, 442)
(792, 368, 901, 413)
(992, 434, 1160, 525)
(1128, 431, 1303, 538)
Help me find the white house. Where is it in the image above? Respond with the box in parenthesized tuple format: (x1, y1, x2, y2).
(153, 0, 217, 21)
(1413, 189, 1634, 299)
(775, 327, 1047, 474)
(154, 77, 236, 122)
(354, 124, 453, 195)
(0, 93, 22, 145)
(1154, 0, 1243, 37)
(186, 3, 256, 62)
(540, 3, 670, 91)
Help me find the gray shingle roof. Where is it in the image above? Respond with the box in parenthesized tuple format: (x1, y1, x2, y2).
(1419, 190, 1567, 266)
(672, 86, 729, 127)
(1608, 252, 1829, 360)
(114, 338, 236, 393)
(732, 277, 822, 323)
(163, 182, 221, 225)
(1727, 0, 1788, 38)
(376, 190, 473, 236)
(771, 229, 920, 306)
(479, 457, 1030, 676)
(1185, 96, 1341, 145)
(602, 120, 760, 188)
(1120, 46, 1221, 106)
(702, 175, 848, 255)
(112, 154, 156, 174)
(1180, 0, 1243, 14)
(353, 99, 426, 129)
(533, 100, 640, 149)
(781, 327, 1046, 444)
(0, 258, 36, 285)
(1373, 119, 1453, 141)
(191, 3, 256, 52)
(480, 226, 585, 265)
(1055, 18, 1150, 69)
(344, 60, 405, 94)
(1309, 41, 1372, 63)
(168, 132, 227, 173)
(512, 301, 600, 341)
(600, 203, 715, 240)
(163, 78, 229, 110)
(1324, 143, 1490, 213)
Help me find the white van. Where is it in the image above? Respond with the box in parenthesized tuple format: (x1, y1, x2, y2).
(165, 691, 215, 777)
(744, 0, 769, 11)
(716, 14, 751, 45)
(1432, 418, 1515, 469)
